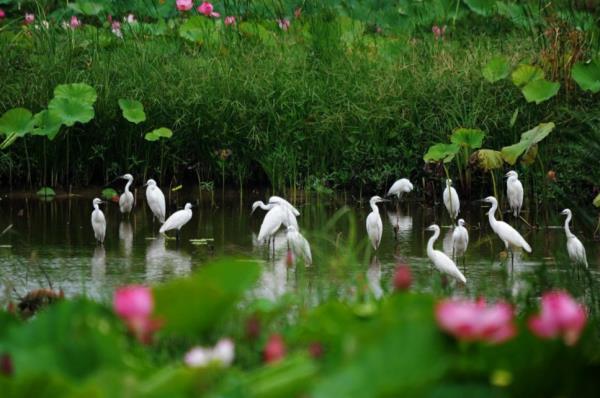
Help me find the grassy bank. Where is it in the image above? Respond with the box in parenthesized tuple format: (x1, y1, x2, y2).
(0, 2, 599, 209)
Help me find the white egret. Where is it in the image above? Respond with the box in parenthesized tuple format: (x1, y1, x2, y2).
(91, 198, 106, 245)
(426, 224, 466, 284)
(286, 225, 312, 265)
(160, 203, 192, 243)
(505, 170, 523, 217)
(452, 218, 469, 265)
(252, 201, 298, 228)
(145, 179, 165, 223)
(443, 179, 459, 220)
(257, 205, 289, 246)
(119, 173, 135, 215)
(366, 196, 387, 250)
(482, 196, 531, 266)
(561, 209, 588, 267)
(387, 178, 413, 201)
(268, 196, 300, 216)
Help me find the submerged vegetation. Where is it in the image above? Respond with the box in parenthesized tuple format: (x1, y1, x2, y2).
(0, 0, 598, 212)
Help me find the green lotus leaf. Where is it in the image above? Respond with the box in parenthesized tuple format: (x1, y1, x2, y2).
(145, 127, 173, 142)
(482, 56, 510, 83)
(572, 60, 600, 93)
(423, 143, 460, 163)
(521, 79, 560, 104)
(0, 107, 34, 137)
(101, 188, 118, 200)
(68, 1, 105, 16)
(179, 16, 219, 45)
(450, 128, 485, 149)
(32, 110, 63, 140)
(118, 99, 146, 124)
(463, 0, 495, 16)
(53, 83, 97, 106)
(511, 64, 544, 87)
(594, 193, 600, 208)
(501, 122, 555, 165)
(48, 97, 95, 127)
(472, 149, 503, 171)
(37, 187, 56, 197)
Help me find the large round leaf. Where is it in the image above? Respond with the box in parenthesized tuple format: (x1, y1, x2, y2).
(423, 143, 460, 163)
(48, 98, 95, 127)
(118, 99, 146, 124)
(67, 1, 105, 16)
(501, 122, 555, 165)
(179, 16, 219, 45)
(521, 79, 560, 104)
(572, 60, 600, 93)
(145, 127, 173, 142)
(32, 110, 63, 140)
(54, 83, 97, 106)
(450, 128, 485, 149)
(0, 108, 34, 137)
(482, 56, 510, 83)
(511, 64, 544, 87)
(471, 149, 503, 171)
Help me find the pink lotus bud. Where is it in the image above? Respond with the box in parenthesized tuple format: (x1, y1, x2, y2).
(393, 264, 412, 291)
(224, 16, 236, 26)
(528, 291, 587, 346)
(197, 2, 214, 16)
(176, 0, 193, 12)
(70, 16, 81, 29)
(277, 18, 290, 31)
(24, 13, 35, 25)
(264, 334, 286, 363)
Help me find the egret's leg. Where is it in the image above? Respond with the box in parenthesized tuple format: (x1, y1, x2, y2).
(175, 229, 180, 249)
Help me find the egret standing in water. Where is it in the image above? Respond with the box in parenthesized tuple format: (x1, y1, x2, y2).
(252, 200, 298, 229)
(482, 196, 531, 267)
(119, 173, 135, 216)
(91, 198, 106, 245)
(160, 203, 192, 244)
(452, 218, 469, 266)
(286, 225, 312, 265)
(145, 179, 165, 224)
(426, 224, 466, 284)
(443, 179, 459, 220)
(255, 204, 292, 257)
(268, 196, 300, 217)
(387, 178, 413, 210)
(506, 170, 523, 218)
(561, 209, 588, 267)
(366, 196, 387, 250)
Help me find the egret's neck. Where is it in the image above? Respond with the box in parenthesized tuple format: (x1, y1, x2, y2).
(508, 176, 517, 184)
(370, 201, 379, 214)
(487, 201, 498, 228)
(93, 204, 99, 211)
(564, 214, 575, 239)
(262, 202, 275, 211)
(125, 179, 133, 193)
(427, 229, 439, 255)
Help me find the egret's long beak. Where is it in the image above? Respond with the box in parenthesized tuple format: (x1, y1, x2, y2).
(142, 182, 148, 187)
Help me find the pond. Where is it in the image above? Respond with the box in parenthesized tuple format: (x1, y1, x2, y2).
(0, 189, 598, 307)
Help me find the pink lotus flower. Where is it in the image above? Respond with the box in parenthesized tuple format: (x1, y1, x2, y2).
(528, 291, 587, 346)
(277, 18, 290, 31)
(197, 2, 219, 17)
(224, 16, 236, 26)
(436, 298, 516, 344)
(24, 13, 35, 25)
(176, 0, 193, 12)
(114, 285, 159, 343)
(0, 9, 5, 20)
(432, 24, 447, 41)
(70, 16, 81, 29)
(111, 21, 123, 38)
(264, 334, 286, 363)
(185, 338, 235, 367)
(393, 264, 412, 291)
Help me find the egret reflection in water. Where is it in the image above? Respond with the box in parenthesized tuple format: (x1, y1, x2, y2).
(119, 221, 133, 257)
(386, 209, 413, 241)
(367, 256, 383, 300)
(145, 236, 192, 281)
(89, 246, 106, 299)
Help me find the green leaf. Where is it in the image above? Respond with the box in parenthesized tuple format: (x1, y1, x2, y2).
(450, 128, 485, 149)
(179, 16, 219, 45)
(501, 122, 555, 165)
(482, 56, 510, 83)
(53, 83, 98, 105)
(145, 127, 173, 142)
(0, 107, 34, 137)
(593, 193, 600, 208)
(509, 108, 519, 128)
(118, 99, 146, 124)
(463, 0, 495, 16)
(37, 187, 56, 197)
(101, 188, 118, 200)
(511, 64, 544, 87)
(521, 79, 560, 104)
(153, 258, 261, 335)
(571, 60, 600, 93)
(32, 110, 63, 140)
(423, 143, 460, 163)
(68, 1, 105, 16)
(238, 22, 277, 46)
(472, 149, 503, 171)
(48, 97, 95, 127)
